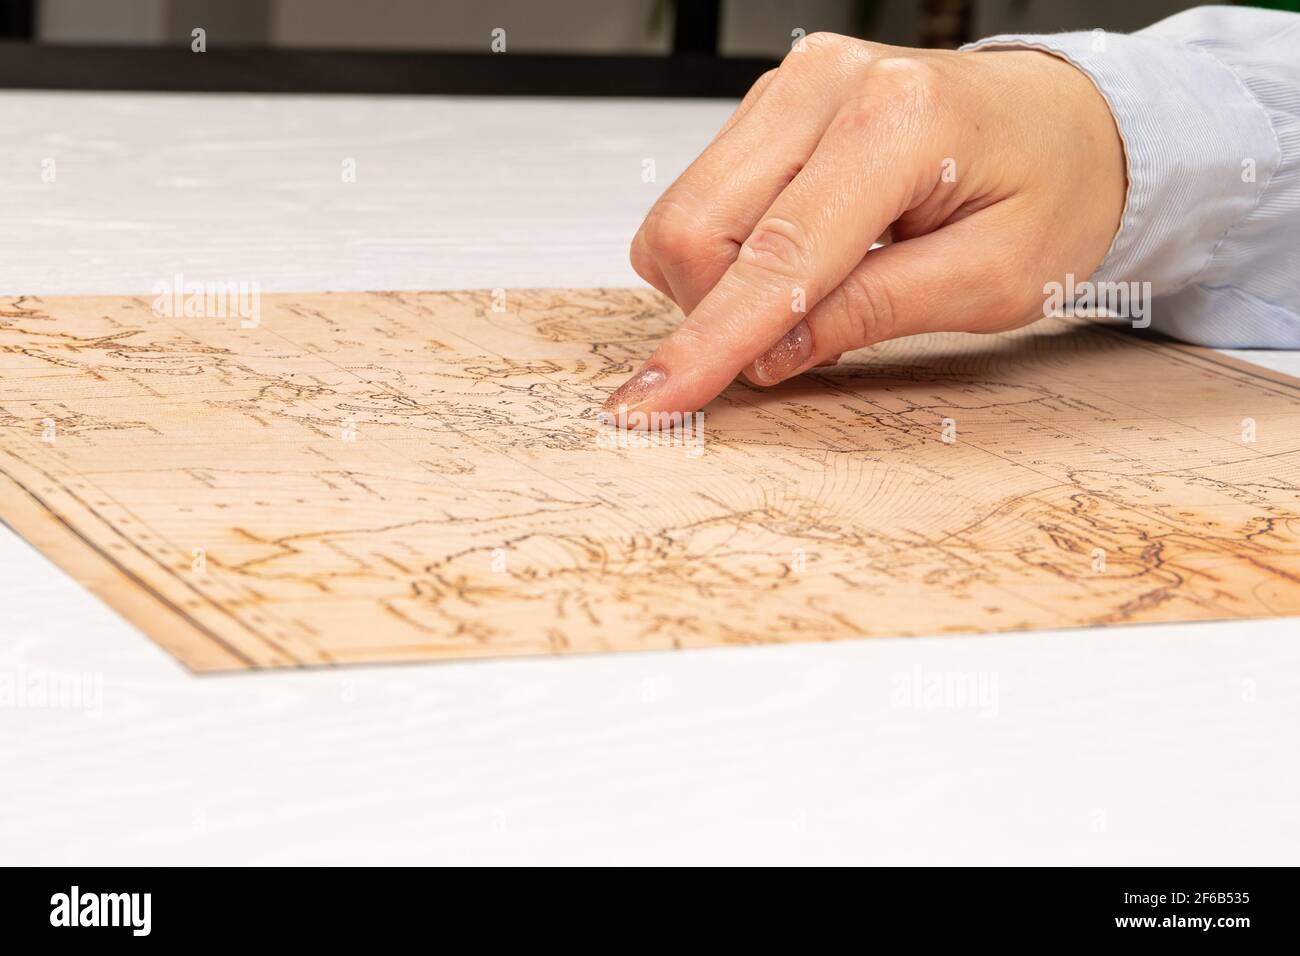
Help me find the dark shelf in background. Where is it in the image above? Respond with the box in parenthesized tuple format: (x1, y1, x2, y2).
(0, 41, 777, 97)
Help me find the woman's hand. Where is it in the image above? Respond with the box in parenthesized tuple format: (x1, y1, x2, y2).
(607, 34, 1126, 417)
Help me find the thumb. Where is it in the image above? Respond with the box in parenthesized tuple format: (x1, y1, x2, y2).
(745, 205, 1043, 384)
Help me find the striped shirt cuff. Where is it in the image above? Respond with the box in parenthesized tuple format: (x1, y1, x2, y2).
(961, 29, 1280, 297)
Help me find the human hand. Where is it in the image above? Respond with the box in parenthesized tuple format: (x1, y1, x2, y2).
(607, 35, 1126, 417)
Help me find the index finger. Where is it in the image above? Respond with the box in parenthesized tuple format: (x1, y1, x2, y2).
(606, 59, 946, 419)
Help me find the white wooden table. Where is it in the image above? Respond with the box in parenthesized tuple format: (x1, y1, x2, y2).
(2, 91, 1296, 865)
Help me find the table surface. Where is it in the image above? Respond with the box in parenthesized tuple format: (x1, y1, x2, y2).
(2, 91, 1297, 865)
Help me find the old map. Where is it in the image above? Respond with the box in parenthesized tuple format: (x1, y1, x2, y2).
(1, 289, 1299, 671)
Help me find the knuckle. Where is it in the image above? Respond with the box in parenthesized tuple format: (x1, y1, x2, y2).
(642, 200, 709, 266)
(832, 58, 944, 138)
(739, 217, 810, 280)
(796, 31, 852, 58)
(868, 56, 942, 110)
(834, 270, 896, 346)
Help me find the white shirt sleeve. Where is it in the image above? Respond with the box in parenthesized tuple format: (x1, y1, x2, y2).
(963, 5, 1300, 348)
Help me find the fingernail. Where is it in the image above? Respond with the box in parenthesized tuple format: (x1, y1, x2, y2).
(603, 363, 667, 411)
(752, 320, 814, 384)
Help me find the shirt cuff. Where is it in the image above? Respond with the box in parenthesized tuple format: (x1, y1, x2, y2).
(960, 29, 1280, 297)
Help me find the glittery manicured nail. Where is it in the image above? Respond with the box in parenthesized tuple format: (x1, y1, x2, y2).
(752, 320, 814, 384)
(603, 363, 667, 411)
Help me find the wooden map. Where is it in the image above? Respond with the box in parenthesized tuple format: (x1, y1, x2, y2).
(1, 290, 1298, 671)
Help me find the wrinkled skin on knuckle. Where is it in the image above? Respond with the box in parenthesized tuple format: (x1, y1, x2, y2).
(828, 59, 944, 141)
(785, 32, 882, 84)
(828, 57, 953, 221)
(869, 55, 943, 97)
(794, 31, 853, 59)
(877, 58, 947, 131)
(740, 217, 811, 281)
(834, 270, 896, 347)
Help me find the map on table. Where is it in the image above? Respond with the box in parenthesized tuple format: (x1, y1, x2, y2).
(1, 289, 1298, 671)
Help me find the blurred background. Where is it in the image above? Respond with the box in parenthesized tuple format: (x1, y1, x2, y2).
(0, 0, 1292, 95)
